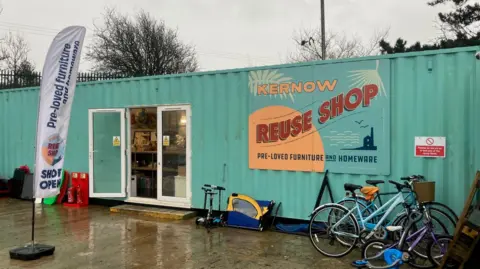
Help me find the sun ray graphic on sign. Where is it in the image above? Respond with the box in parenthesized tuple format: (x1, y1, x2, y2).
(348, 60, 387, 98)
(248, 69, 294, 102)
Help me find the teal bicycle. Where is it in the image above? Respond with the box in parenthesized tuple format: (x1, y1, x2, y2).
(336, 176, 457, 237)
(308, 175, 455, 259)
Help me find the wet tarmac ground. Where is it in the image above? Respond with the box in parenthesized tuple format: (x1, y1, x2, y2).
(0, 198, 409, 269)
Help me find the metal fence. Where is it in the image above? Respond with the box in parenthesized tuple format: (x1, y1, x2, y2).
(0, 70, 127, 90)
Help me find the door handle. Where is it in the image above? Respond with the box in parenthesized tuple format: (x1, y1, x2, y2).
(89, 151, 98, 159)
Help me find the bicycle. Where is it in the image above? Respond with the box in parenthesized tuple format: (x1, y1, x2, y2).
(195, 184, 226, 232)
(336, 176, 458, 237)
(353, 200, 453, 269)
(362, 179, 457, 223)
(308, 176, 450, 258)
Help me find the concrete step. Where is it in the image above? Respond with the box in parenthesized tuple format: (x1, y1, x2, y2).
(110, 204, 197, 220)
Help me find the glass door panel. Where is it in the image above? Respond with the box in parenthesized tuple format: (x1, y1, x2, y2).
(158, 108, 188, 200)
(130, 107, 158, 199)
(89, 109, 126, 198)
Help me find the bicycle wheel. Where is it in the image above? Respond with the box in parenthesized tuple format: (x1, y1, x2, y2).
(392, 207, 453, 239)
(427, 235, 453, 267)
(405, 219, 448, 268)
(361, 239, 403, 268)
(391, 212, 449, 268)
(309, 204, 359, 257)
(362, 234, 434, 269)
(329, 200, 367, 247)
(423, 202, 458, 234)
(337, 197, 374, 221)
(423, 201, 458, 220)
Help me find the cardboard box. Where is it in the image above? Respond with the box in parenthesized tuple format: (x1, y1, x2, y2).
(178, 166, 186, 176)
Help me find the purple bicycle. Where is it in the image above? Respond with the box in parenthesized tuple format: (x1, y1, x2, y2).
(353, 201, 453, 269)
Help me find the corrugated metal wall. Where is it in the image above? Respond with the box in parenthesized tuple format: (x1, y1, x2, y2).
(0, 47, 479, 219)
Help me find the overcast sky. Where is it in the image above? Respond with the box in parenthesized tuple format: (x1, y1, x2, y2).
(0, 0, 460, 72)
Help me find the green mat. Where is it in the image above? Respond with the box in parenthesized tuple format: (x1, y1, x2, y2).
(43, 170, 65, 205)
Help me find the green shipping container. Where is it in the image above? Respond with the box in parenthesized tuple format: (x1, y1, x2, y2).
(0, 46, 479, 219)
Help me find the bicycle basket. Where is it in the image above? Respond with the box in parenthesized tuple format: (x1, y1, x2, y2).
(413, 181, 435, 203)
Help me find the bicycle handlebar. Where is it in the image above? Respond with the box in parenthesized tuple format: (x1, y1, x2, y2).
(400, 175, 424, 181)
(203, 184, 225, 191)
(388, 180, 410, 191)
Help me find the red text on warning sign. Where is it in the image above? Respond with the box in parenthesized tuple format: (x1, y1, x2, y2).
(415, 146, 445, 157)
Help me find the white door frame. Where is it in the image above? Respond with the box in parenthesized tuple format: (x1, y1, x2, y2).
(157, 105, 192, 208)
(126, 105, 192, 209)
(88, 108, 126, 198)
(126, 108, 134, 199)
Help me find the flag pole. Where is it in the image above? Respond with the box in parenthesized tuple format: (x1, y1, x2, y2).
(30, 75, 42, 252)
(31, 197, 35, 250)
(10, 25, 86, 261)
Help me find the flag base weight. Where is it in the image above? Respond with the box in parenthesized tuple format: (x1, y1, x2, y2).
(9, 243, 55, 261)
(11, 195, 56, 261)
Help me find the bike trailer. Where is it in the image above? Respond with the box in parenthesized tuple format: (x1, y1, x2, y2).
(226, 193, 274, 231)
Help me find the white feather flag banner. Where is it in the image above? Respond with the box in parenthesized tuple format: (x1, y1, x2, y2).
(33, 26, 86, 198)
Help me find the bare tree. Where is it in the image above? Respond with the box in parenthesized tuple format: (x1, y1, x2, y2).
(87, 8, 198, 76)
(288, 27, 390, 63)
(0, 32, 36, 87)
(1, 32, 31, 71)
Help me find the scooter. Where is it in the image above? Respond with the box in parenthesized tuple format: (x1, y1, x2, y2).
(195, 184, 226, 232)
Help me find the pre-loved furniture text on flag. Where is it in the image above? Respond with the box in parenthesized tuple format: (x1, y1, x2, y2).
(33, 26, 86, 198)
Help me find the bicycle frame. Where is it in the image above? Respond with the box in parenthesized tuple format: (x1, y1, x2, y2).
(364, 225, 429, 268)
(375, 191, 415, 207)
(339, 189, 416, 226)
(358, 191, 414, 214)
(363, 208, 448, 268)
(332, 192, 405, 239)
(367, 225, 428, 262)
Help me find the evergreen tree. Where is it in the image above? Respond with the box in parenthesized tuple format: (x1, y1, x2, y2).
(379, 0, 480, 54)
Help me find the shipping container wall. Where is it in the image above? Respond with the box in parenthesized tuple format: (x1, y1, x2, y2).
(0, 47, 479, 220)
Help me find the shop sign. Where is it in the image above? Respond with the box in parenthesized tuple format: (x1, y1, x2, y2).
(415, 136, 446, 158)
(248, 59, 391, 175)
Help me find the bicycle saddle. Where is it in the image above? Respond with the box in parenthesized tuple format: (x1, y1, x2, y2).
(344, 183, 362, 192)
(366, 180, 384, 186)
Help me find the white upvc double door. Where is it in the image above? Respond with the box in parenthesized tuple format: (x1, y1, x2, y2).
(89, 105, 192, 209)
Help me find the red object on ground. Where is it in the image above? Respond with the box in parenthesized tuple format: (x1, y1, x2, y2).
(67, 187, 76, 204)
(56, 170, 70, 204)
(64, 172, 89, 208)
(76, 186, 83, 205)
